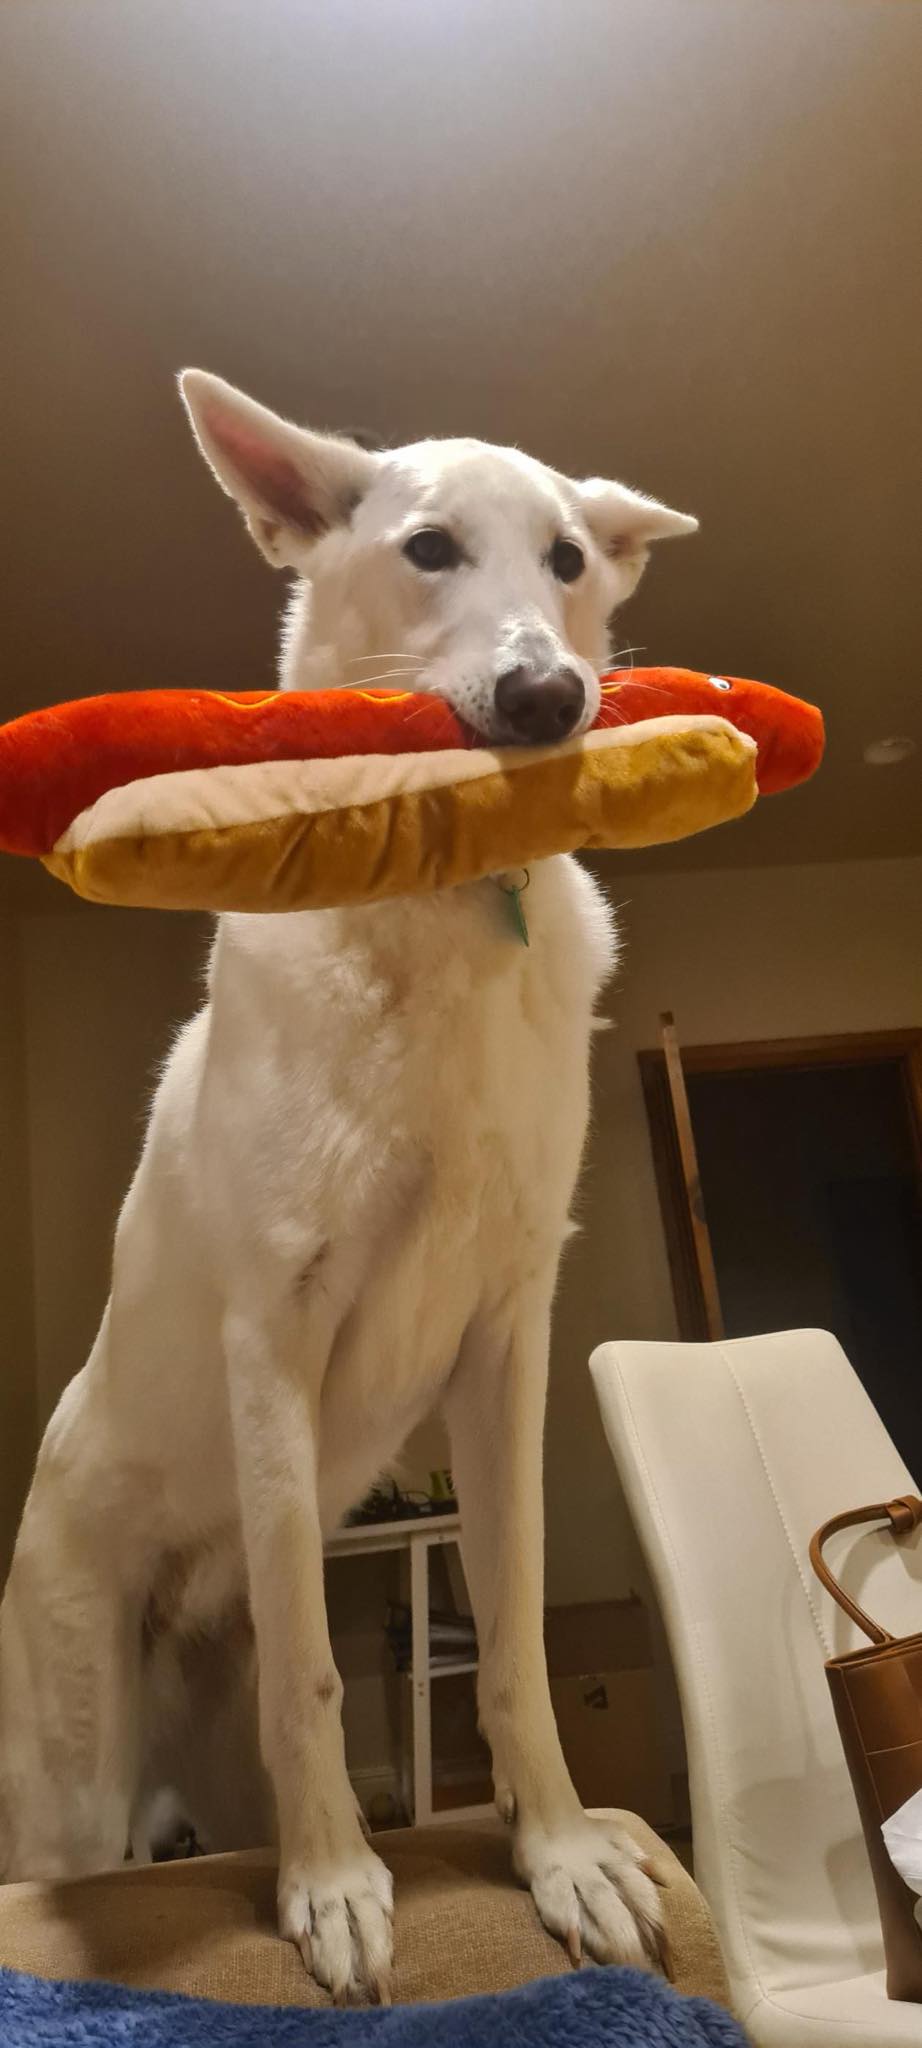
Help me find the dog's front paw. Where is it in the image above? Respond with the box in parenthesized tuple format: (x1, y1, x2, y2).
(279, 1845, 394, 2003)
(514, 1815, 666, 1971)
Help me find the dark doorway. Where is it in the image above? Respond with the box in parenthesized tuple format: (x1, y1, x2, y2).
(641, 1033, 922, 1483)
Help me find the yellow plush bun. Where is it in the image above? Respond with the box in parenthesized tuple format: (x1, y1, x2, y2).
(42, 713, 756, 914)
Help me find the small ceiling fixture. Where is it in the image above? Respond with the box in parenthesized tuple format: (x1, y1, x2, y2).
(863, 735, 916, 767)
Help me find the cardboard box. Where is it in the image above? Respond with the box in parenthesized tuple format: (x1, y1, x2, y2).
(544, 1596, 651, 1677)
(545, 1597, 671, 1825)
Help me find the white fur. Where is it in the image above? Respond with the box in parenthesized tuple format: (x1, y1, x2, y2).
(0, 376, 694, 2001)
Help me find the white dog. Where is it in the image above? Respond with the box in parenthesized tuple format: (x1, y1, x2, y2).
(0, 373, 695, 2001)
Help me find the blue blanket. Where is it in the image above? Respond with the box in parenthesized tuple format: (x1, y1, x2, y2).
(0, 1965, 747, 2045)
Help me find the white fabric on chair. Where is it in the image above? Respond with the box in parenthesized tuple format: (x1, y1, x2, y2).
(590, 1329, 922, 2045)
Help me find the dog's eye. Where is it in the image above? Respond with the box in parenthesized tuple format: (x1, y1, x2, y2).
(708, 676, 732, 692)
(403, 528, 461, 572)
(549, 538, 585, 584)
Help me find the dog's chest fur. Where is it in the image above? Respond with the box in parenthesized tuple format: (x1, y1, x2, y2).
(204, 854, 615, 1242)
(98, 852, 616, 1590)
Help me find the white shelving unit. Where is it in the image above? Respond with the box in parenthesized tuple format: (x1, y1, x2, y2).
(324, 1512, 492, 1826)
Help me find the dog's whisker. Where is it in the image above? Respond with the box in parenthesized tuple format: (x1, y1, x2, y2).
(344, 653, 427, 669)
(600, 680, 668, 699)
(606, 645, 646, 673)
(352, 672, 425, 687)
(331, 670, 426, 691)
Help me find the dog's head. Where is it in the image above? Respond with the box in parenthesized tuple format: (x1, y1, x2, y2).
(181, 370, 696, 745)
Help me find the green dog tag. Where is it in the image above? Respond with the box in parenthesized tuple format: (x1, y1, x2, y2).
(495, 870, 530, 946)
(507, 884, 529, 946)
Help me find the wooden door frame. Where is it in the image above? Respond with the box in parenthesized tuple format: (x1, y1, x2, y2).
(639, 1027, 922, 1341)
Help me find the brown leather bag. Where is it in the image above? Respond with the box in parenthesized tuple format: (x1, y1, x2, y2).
(810, 1494, 922, 2001)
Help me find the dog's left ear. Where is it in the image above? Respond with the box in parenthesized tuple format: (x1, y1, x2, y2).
(179, 369, 379, 570)
(578, 479, 698, 598)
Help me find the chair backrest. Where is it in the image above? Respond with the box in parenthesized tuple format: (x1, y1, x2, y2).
(591, 1330, 922, 2013)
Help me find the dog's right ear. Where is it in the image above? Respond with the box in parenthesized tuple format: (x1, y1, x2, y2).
(179, 370, 379, 570)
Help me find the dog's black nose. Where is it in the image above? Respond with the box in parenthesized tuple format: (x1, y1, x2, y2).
(494, 666, 585, 744)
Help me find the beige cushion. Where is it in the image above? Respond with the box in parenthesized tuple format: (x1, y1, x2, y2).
(0, 1812, 729, 2010)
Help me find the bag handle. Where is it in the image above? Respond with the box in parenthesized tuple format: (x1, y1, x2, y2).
(809, 1496, 922, 1646)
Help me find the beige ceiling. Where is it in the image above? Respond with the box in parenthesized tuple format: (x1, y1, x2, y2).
(2, 0, 920, 913)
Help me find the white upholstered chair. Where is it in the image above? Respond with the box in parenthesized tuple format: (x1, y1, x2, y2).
(591, 1329, 922, 2045)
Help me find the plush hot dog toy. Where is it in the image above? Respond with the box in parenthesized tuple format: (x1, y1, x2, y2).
(0, 667, 823, 914)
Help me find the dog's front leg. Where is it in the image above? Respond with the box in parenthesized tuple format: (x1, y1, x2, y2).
(444, 1286, 664, 1972)
(224, 1302, 393, 2004)
(0, 1393, 142, 1882)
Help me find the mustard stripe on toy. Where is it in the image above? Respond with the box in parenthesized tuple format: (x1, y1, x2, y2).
(0, 668, 823, 914)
